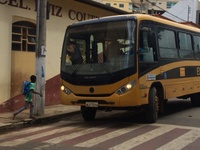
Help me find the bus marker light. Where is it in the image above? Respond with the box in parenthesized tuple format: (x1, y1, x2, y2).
(144, 93, 147, 97)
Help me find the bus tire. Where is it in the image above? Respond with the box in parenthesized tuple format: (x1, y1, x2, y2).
(81, 106, 97, 121)
(190, 93, 200, 107)
(145, 87, 159, 123)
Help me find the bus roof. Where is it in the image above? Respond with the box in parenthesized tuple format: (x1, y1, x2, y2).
(135, 14, 200, 32)
(70, 14, 200, 33)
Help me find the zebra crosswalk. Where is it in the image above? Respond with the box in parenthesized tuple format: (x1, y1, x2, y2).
(0, 121, 200, 150)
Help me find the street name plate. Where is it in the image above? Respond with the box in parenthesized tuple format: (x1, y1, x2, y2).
(85, 102, 98, 107)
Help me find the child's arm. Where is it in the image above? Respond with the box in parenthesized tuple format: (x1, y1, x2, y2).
(31, 89, 42, 97)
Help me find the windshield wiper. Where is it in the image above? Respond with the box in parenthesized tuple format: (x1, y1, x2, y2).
(72, 64, 83, 76)
(99, 62, 112, 75)
(72, 60, 112, 77)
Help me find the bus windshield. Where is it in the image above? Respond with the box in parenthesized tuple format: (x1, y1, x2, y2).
(61, 20, 136, 76)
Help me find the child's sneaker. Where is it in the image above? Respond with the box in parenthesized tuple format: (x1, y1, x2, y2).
(13, 113, 16, 120)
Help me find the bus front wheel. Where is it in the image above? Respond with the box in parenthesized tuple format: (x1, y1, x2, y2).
(81, 106, 97, 121)
(145, 87, 159, 123)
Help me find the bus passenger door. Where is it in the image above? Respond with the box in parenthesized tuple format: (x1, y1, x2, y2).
(138, 25, 157, 75)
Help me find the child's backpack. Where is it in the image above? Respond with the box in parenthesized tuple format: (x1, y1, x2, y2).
(22, 81, 30, 95)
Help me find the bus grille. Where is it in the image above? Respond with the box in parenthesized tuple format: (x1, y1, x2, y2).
(74, 94, 112, 97)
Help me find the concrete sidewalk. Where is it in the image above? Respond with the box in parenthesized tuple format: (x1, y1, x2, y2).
(0, 104, 80, 132)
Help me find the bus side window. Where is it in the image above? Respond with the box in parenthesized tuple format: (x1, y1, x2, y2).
(139, 28, 155, 62)
(194, 35, 200, 59)
(157, 27, 178, 59)
(141, 48, 154, 62)
(178, 32, 193, 59)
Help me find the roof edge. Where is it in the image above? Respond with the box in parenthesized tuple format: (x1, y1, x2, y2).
(153, 14, 200, 29)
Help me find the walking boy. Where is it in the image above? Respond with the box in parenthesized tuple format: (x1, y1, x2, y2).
(13, 75, 42, 120)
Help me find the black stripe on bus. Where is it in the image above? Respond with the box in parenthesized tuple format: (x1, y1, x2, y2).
(156, 66, 200, 80)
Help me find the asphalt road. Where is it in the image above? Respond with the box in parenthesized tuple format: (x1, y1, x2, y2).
(0, 98, 200, 150)
(52, 98, 200, 128)
(157, 98, 200, 127)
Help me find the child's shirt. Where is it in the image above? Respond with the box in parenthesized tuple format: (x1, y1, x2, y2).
(24, 82, 35, 102)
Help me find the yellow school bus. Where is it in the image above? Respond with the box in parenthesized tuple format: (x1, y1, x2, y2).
(60, 14, 200, 123)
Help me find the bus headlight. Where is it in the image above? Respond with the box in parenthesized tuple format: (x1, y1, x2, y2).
(116, 80, 136, 95)
(61, 85, 71, 95)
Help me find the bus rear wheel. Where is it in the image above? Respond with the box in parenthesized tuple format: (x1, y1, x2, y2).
(190, 93, 200, 107)
(145, 87, 159, 123)
(81, 106, 97, 121)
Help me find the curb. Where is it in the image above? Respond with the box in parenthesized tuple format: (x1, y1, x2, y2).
(33, 111, 80, 124)
(0, 111, 80, 133)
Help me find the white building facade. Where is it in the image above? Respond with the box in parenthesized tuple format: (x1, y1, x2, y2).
(0, 0, 127, 112)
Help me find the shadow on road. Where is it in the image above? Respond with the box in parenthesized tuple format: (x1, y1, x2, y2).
(161, 98, 193, 116)
(93, 98, 200, 127)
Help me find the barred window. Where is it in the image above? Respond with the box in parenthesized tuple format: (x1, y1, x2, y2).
(119, 4, 124, 8)
(12, 21, 36, 52)
(167, 2, 177, 9)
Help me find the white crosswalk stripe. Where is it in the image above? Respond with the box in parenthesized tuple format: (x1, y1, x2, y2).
(0, 126, 76, 146)
(0, 120, 72, 141)
(0, 121, 77, 147)
(0, 122, 200, 149)
(156, 129, 200, 150)
(43, 124, 115, 144)
(109, 125, 174, 150)
(0, 125, 50, 141)
(75, 124, 143, 147)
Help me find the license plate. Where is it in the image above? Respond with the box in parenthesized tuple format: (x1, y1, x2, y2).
(85, 102, 98, 107)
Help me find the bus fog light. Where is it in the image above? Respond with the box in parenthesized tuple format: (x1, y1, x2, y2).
(61, 85, 71, 95)
(116, 80, 136, 95)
